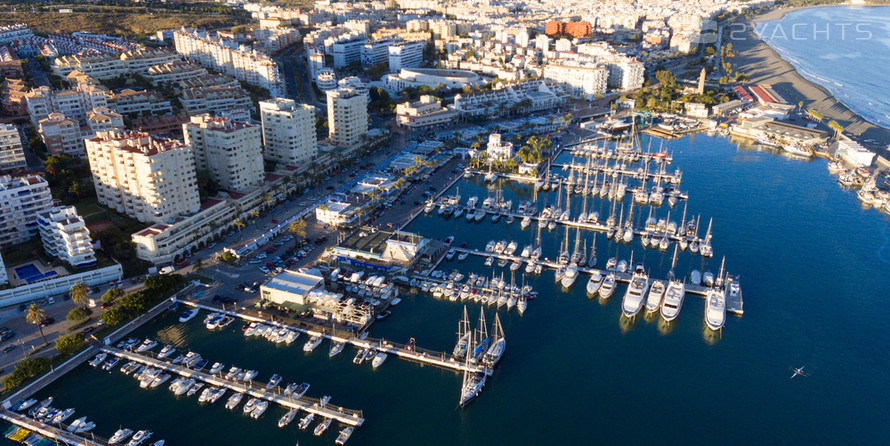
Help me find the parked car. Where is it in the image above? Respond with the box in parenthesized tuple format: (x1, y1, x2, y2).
(38, 317, 55, 327)
(259, 266, 270, 274)
(2, 345, 16, 354)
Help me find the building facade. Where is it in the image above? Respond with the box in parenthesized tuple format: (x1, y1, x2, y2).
(0, 123, 26, 172)
(36, 206, 97, 268)
(259, 98, 318, 168)
(395, 95, 456, 129)
(183, 115, 264, 192)
(85, 130, 200, 224)
(326, 88, 368, 147)
(388, 40, 425, 72)
(0, 175, 53, 248)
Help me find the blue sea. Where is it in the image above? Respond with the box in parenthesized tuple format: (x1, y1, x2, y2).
(757, 6, 890, 129)
(6, 134, 890, 445)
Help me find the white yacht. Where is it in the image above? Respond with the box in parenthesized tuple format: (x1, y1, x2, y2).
(225, 392, 243, 410)
(586, 270, 603, 296)
(661, 280, 686, 321)
(560, 265, 579, 289)
(690, 270, 702, 286)
(621, 270, 650, 317)
(371, 352, 388, 368)
(178, 308, 199, 323)
(303, 335, 322, 352)
(278, 408, 298, 428)
(298, 413, 315, 430)
(646, 280, 666, 312)
(705, 288, 726, 330)
(314, 418, 332, 436)
(329, 341, 345, 357)
(336, 427, 355, 445)
(126, 430, 152, 446)
(157, 345, 175, 359)
(266, 374, 282, 390)
(250, 401, 269, 419)
(208, 362, 225, 375)
(109, 428, 133, 444)
(598, 273, 616, 299)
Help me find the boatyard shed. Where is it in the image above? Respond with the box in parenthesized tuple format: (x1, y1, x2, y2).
(260, 270, 324, 306)
(331, 229, 429, 270)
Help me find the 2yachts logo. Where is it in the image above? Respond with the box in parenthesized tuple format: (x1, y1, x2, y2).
(727, 21, 874, 41)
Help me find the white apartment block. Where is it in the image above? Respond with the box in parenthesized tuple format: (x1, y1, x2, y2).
(486, 133, 513, 160)
(606, 59, 645, 91)
(396, 95, 456, 129)
(53, 54, 127, 80)
(85, 107, 124, 137)
(388, 40, 425, 72)
(106, 89, 173, 116)
(180, 87, 253, 116)
(0, 174, 53, 248)
(332, 38, 367, 68)
(25, 84, 108, 126)
(326, 88, 368, 147)
(362, 38, 396, 66)
(316, 70, 338, 91)
(183, 115, 264, 192)
(173, 28, 285, 97)
(119, 49, 180, 73)
(0, 24, 33, 44)
(85, 130, 200, 224)
(36, 206, 97, 268)
(452, 79, 566, 117)
(145, 61, 209, 85)
(0, 123, 26, 172)
(38, 113, 84, 157)
(542, 64, 608, 99)
(259, 98, 318, 168)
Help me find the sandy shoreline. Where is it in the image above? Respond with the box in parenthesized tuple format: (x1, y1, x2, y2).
(731, 6, 890, 158)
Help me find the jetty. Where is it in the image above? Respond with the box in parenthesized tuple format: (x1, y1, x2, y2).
(445, 247, 743, 316)
(101, 346, 366, 427)
(0, 409, 105, 446)
(176, 299, 494, 376)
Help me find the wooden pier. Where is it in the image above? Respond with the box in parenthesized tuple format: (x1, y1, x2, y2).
(101, 346, 366, 427)
(176, 300, 493, 376)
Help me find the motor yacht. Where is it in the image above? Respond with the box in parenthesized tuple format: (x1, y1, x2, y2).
(586, 270, 604, 296)
(303, 335, 322, 352)
(705, 288, 726, 330)
(646, 280, 666, 312)
(109, 428, 133, 444)
(661, 279, 686, 322)
(178, 308, 199, 323)
(298, 413, 315, 430)
(621, 270, 650, 317)
(278, 409, 297, 428)
(126, 430, 152, 446)
(314, 418, 332, 436)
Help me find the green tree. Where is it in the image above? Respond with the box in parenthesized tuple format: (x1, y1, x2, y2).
(827, 120, 844, 137)
(25, 303, 48, 345)
(100, 308, 127, 326)
(233, 218, 246, 234)
(69, 281, 90, 307)
(193, 257, 204, 273)
(288, 220, 307, 241)
(655, 70, 676, 88)
(56, 332, 86, 356)
(66, 307, 90, 323)
(101, 287, 124, 304)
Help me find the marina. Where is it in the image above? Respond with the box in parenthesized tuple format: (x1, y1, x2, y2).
(4, 133, 890, 445)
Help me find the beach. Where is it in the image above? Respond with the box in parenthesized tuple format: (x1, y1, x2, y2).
(731, 6, 890, 158)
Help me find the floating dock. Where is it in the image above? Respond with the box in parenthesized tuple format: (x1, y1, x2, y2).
(447, 247, 743, 316)
(0, 409, 105, 446)
(176, 300, 494, 376)
(102, 346, 366, 427)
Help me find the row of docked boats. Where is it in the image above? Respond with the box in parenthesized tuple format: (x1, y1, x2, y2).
(835, 167, 890, 215)
(568, 143, 673, 165)
(456, 307, 504, 407)
(26, 394, 162, 446)
(421, 271, 532, 314)
(243, 321, 301, 344)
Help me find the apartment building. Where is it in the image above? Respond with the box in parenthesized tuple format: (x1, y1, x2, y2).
(326, 88, 368, 147)
(542, 63, 608, 99)
(52, 54, 127, 80)
(332, 37, 367, 68)
(119, 49, 180, 73)
(396, 95, 456, 129)
(259, 98, 318, 168)
(25, 84, 108, 126)
(85, 107, 124, 137)
(36, 206, 97, 268)
(106, 89, 173, 116)
(38, 113, 84, 157)
(0, 174, 53, 248)
(145, 61, 209, 85)
(0, 123, 26, 172)
(183, 115, 264, 192)
(388, 40, 425, 72)
(85, 130, 200, 224)
(179, 87, 253, 116)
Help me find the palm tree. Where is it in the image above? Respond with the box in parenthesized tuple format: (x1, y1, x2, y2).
(193, 257, 204, 273)
(288, 220, 307, 241)
(69, 281, 90, 308)
(233, 218, 245, 234)
(26, 303, 48, 346)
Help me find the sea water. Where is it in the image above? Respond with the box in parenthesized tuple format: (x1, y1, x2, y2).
(756, 6, 890, 129)
(10, 134, 890, 445)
